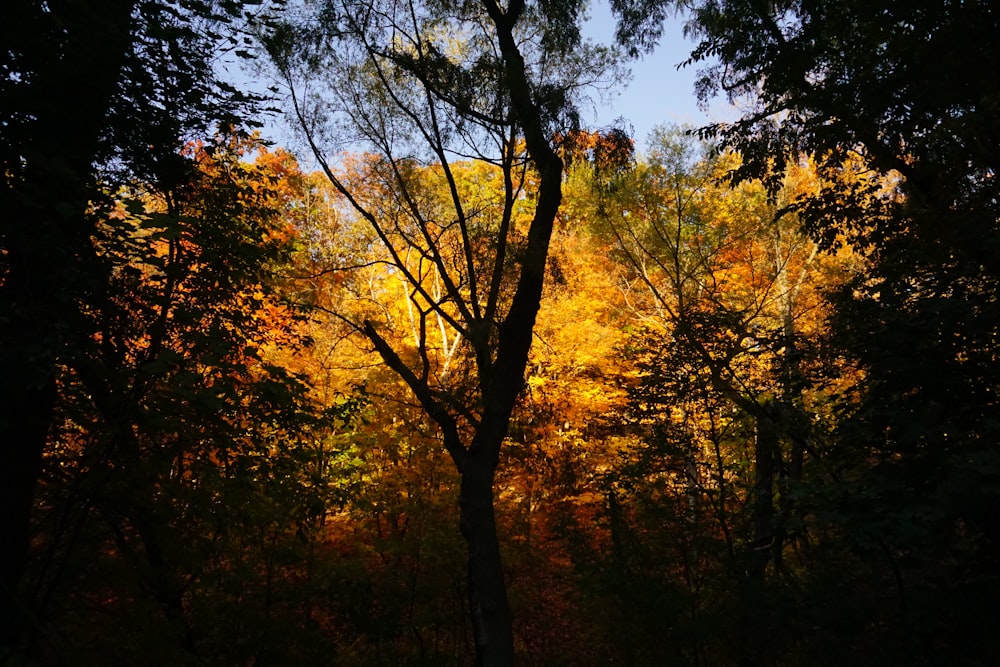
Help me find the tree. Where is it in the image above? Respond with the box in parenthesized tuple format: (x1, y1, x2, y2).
(614, 0, 1000, 661)
(1, 0, 273, 652)
(601, 129, 832, 573)
(264, 1, 622, 662)
(560, 126, 860, 664)
(25, 136, 328, 665)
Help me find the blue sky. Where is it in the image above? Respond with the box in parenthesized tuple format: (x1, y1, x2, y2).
(582, 3, 735, 150)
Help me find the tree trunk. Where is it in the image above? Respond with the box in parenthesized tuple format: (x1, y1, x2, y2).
(459, 458, 514, 667)
(749, 409, 776, 579)
(0, 342, 56, 651)
(0, 0, 135, 651)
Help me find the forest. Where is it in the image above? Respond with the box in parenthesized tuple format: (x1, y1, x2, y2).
(2, 0, 998, 665)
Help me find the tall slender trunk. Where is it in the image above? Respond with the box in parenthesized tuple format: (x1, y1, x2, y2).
(459, 459, 514, 667)
(606, 489, 636, 667)
(0, 334, 56, 650)
(749, 409, 776, 579)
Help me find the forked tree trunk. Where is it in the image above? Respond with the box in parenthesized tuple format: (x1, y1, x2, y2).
(337, 4, 565, 663)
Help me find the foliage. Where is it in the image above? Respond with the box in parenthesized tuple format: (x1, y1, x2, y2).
(0, 0, 279, 653)
(22, 135, 334, 665)
(629, 1, 1000, 663)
